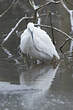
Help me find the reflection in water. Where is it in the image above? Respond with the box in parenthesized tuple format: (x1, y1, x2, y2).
(17, 64, 59, 110)
(0, 62, 59, 110)
(0, 46, 60, 110)
(19, 64, 59, 92)
(0, 60, 59, 92)
(1, 43, 73, 110)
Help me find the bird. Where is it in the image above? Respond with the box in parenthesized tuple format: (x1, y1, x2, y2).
(20, 22, 60, 62)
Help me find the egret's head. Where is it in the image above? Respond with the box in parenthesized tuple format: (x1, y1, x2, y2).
(27, 22, 34, 32)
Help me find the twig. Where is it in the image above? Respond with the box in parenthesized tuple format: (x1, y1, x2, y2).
(2, 19, 73, 45)
(60, 0, 70, 13)
(29, 0, 39, 10)
(29, 0, 60, 11)
(29, 0, 41, 24)
(29, 0, 60, 22)
(2, 16, 33, 44)
(36, 0, 60, 12)
(66, 0, 73, 7)
(1, 45, 20, 64)
(60, 38, 70, 52)
(35, 24, 73, 40)
(39, 13, 49, 17)
(0, 0, 16, 18)
(49, 12, 55, 44)
(60, 0, 73, 52)
(35, 24, 73, 52)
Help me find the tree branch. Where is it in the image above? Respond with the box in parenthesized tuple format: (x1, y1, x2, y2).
(60, 0, 70, 13)
(2, 21, 73, 45)
(66, 0, 73, 7)
(49, 12, 55, 44)
(29, 0, 60, 22)
(0, 0, 17, 18)
(35, 24, 73, 40)
(60, 38, 70, 52)
(2, 16, 33, 44)
(1, 45, 20, 64)
(36, 0, 60, 12)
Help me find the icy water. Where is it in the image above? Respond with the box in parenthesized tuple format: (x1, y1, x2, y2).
(0, 0, 73, 110)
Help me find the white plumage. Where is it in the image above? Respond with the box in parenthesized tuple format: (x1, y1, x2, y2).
(20, 22, 60, 61)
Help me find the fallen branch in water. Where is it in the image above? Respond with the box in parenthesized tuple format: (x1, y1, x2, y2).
(1, 45, 20, 64)
(2, 16, 33, 44)
(0, 0, 16, 18)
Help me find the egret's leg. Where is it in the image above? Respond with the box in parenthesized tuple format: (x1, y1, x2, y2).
(50, 56, 60, 67)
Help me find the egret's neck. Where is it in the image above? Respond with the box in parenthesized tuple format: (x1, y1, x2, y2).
(28, 28, 33, 39)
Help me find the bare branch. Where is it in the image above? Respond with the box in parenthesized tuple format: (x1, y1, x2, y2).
(29, 0, 60, 14)
(35, 24, 73, 40)
(0, 0, 16, 18)
(60, 0, 70, 13)
(39, 13, 49, 17)
(49, 12, 55, 44)
(66, 0, 73, 7)
(29, 0, 39, 10)
(35, 23, 73, 52)
(2, 18, 73, 45)
(60, 38, 70, 52)
(2, 16, 33, 44)
(36, 0, 60, 12)
(1, 46, 20, 64)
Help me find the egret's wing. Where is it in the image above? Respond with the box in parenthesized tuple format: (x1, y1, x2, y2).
(33, 27, 59, 58)
(20, 29, 31, 54)
(20, 29, 28, 39)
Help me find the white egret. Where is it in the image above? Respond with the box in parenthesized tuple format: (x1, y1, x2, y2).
(20, 22, 60, 61)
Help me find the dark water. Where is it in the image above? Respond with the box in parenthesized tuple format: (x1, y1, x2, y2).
(0, 0, 73, 110)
